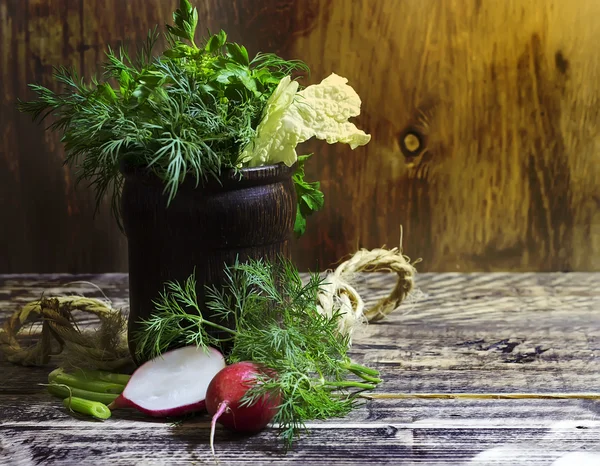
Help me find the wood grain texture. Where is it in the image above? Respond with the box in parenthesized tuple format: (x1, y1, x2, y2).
(2, 273, 600, 465)
(0, 0, 178, 273)
(287, 0, 600, 273)
(2, 0, 600, 274)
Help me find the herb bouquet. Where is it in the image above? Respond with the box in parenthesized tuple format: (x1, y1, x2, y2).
(18, 0, 371, 359)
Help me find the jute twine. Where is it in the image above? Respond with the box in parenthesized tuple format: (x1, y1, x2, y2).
(317, 247, 419, 339)
(0, 247, 417, 367)
(0, 296, 131, 370)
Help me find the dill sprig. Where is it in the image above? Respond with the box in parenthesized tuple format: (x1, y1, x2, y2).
(134, 258, 382, 447)
(17, 0, 309, 224)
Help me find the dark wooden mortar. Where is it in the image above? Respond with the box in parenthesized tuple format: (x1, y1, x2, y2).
(121, 162, 297, 363)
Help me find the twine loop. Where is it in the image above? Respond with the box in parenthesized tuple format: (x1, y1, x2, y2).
(317, 247, 418, 339)
(0, 296, 130, 370)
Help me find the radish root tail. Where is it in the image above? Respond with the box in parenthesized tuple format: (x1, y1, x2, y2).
(210, 401, 229, 457)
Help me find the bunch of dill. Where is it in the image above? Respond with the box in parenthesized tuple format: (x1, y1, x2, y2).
(17, 0, 308, 222)
(134, 258, 382, 447)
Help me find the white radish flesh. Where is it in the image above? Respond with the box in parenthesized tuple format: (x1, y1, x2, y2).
(109, 345, 226, 417)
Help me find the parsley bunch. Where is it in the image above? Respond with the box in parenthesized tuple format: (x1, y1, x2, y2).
(18, 0, 321, 233)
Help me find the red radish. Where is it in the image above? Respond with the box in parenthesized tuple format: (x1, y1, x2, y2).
(205, 362, 281, 454)
(108, 345, 225, 417)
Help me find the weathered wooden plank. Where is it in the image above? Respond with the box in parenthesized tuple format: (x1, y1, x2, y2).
(287, 0, 600, 273)
(3, 347, 600, 395)
(2, 272, 599, 311)
(2, 273, 600, 465)
(4, 361, 600, 397)
(0, 0, 128, 273)
(5, 393, 600, 426)
(2, 415, 600, 465)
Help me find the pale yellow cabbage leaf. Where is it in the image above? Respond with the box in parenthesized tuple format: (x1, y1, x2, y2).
(240, 73, 371, 167)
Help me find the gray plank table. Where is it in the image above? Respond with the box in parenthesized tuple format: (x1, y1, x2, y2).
(1, 273, 599, 465)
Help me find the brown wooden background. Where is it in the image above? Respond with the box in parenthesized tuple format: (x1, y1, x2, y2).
(2, 0, 600, 273)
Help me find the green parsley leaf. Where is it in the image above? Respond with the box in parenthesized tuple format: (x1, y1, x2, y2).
(167, 0, 198, 45)
(226, 43, 249, 66)
(17, 6, 309, 226)
(293, 154, 324, 237)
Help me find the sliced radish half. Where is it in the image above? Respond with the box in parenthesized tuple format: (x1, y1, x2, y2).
(109, 345, 226, 417)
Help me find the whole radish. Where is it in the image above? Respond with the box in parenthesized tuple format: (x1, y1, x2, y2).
(205, 362, 281, 454)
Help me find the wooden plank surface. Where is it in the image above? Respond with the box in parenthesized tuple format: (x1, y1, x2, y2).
(1, 273, 600, 465)
(2, 0, 600, 274)
(290, 0, 600, 273)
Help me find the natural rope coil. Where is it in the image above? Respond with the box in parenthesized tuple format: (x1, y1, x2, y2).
(1, 248, 417, 367)
(0, 296, 131, 371)
(317, 247, 419, 339)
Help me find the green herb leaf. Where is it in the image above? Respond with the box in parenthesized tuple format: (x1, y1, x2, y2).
(204, 35, 219, 53)
(118, 70, 132, 96)
(168, 0, 198, 45)
(190, 3, 199, 37)
(226, 43, 249, 66)
(293, 154, 324, 237)
(97, 82, 117, 102)
(136, 26, 159, 68)
(205, 30, 227, 53)
(163, 43, 194, 59)
(294, 208, 307, 237)
(217, 30, 227, 48)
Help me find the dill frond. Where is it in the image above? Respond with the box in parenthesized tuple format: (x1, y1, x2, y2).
(133, 257, 381, 448)
(17, 3, 310, 225)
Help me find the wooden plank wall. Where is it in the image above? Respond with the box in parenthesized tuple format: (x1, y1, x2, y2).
(1, 0, 599, 273)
